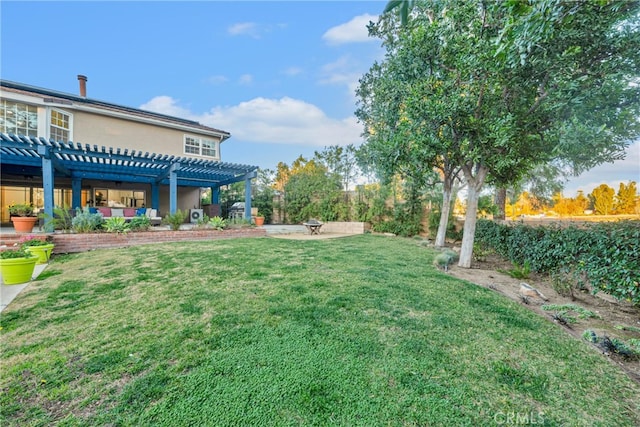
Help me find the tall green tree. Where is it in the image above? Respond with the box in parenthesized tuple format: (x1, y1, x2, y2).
(365, 0, 640, 267)
(313, 145, 361, 220)
(313, 144, 359, 192)
(281, 156, 339, 223)
(356, 19, 461, 246)
(254, 168, 275, 224)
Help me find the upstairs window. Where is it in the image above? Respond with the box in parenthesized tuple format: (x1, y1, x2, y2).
(184, 135, 218, 158)
(0, 100, 38, 137)
(201, 139, 217, 157)
(50, 109, 71, 142)
(184, 136, 200, 155)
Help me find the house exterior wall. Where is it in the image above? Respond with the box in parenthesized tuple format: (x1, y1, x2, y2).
(159, 186, 201, 216)
(0, 85, 227, 161)
(71, 110, 222, 160)
(0, 81, 240, 225)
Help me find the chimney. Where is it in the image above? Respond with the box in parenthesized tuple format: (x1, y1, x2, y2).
(77, 75, 87, 97)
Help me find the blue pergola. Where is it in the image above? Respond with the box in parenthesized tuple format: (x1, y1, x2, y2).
(0, 133, 258, 229)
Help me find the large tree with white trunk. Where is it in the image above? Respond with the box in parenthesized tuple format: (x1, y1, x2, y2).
(358, 0, 640, 267)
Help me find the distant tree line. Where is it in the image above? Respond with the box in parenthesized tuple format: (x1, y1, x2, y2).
(508, 181, 638, 217)
(209, 144, 637, 237)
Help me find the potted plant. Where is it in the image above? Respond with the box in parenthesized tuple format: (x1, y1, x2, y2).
(254, 212, 265, 227)
(7, 202, 38, 233)
(0, 248, 37, 285)
(20, 235, 55, 264)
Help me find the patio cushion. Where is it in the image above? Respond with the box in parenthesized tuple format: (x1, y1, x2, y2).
(136, 207, 146, 216)
(111, 208, 124, 217)
(124, 208, 136, 217)
(97, 207, 111, 217)
(146, 209, 158, 218)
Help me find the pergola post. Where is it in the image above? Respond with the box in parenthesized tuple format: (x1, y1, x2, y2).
(71, 178, 82, 209)
(243, 171, 257, 221)
(37, 145, 55, 232)
(169, 163, 179, 214)
(212, 186, 220, 204)
(151, 183, 160, 210)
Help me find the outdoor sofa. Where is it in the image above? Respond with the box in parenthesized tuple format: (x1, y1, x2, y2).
(92, 207, 162, 225)
(38, 207, 162, 229)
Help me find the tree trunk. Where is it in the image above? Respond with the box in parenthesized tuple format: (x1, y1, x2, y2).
(458, 164, 488, 268)
(494, 187, 506, 220)
(459, 184, 480, 268)
(435, 184, 452, 247)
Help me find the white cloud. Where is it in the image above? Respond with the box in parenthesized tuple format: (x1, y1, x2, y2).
(228, 22, 286, 39)
(238, 74, 253, 85)
(322, 13, 379, 45)
(283, 66, 303, 76)
(205, 75, 228, 85)
(205, 97, 362, 146)
(140, 95, 364, 148)
(139, 96, 192, 118)
(318, 55, 365, 103)
(228, 22, 260, 38)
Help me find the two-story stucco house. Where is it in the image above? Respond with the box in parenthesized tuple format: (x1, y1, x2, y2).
(0, 76, 257, 226)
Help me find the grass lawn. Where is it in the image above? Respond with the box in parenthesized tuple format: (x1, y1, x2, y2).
(1, 235, 638, 426)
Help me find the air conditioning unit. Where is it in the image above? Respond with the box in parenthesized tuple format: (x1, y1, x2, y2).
(190, 209, 204, 223)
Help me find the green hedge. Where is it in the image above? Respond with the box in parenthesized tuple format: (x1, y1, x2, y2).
(475, 220, 640, 305)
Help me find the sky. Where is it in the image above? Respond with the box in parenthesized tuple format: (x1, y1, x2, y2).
(1, 1, 638, 197)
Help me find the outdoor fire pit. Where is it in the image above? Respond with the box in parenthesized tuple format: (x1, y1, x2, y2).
(303, 219, 323, 235)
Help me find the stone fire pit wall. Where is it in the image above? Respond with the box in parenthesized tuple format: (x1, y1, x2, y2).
(322, 222, 370, 234)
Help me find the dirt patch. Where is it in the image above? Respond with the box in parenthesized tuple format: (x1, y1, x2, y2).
(445, 251, 640, 384)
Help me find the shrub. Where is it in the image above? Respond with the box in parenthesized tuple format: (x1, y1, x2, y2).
(195, 214, 211, 229)
(72, 207, 104, 233)
(433, 249, 459, 272)
(163, 210, 187, 231)
(371, 203, 423, 237)
(39, 206, 73, 232)
(104, 217, 129, 233)
(209, 216, 227, 231)
(129, 215, 151, 231)
(498, 260, 531, 280)
(475, 219, 640, 305)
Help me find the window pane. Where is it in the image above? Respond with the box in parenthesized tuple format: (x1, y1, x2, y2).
(201, 139, 216, 157)
(50, 109, 71, 142)
(0, 100, 38, 137)
(184, 136, 200, 155)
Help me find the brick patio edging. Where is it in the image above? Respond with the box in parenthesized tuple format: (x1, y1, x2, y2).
(51, 227, 267, 254)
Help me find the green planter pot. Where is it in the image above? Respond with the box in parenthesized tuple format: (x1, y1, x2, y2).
(24, 244, 55, 264)
(0, 256, 37, 285)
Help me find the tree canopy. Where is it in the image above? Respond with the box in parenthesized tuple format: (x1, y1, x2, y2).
(359, 0, 640, 267)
